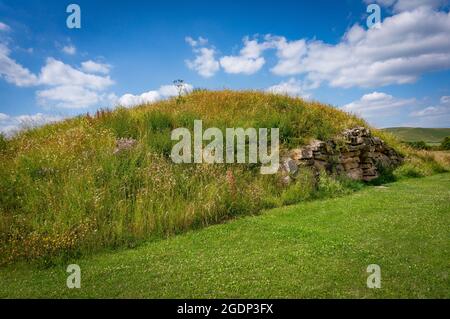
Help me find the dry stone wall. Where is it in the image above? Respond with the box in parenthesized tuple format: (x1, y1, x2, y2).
(280, 127, 403, 183)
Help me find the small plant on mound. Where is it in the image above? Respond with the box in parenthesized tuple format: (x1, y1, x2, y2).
(173, 79, 188, 104)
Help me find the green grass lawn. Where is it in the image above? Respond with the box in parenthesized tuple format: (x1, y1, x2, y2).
(1, 174, 449, 299)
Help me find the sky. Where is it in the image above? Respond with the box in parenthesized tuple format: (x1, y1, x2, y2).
(0, 0, 450, 134)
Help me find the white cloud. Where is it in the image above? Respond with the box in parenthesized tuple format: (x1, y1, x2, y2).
(440, 95, 450, 104)
(118, 92, 159, 107)
(15, 113, 62, 125)
(0, 50, 114, 94)
(36, 85, 103, 109)
(343, 92, 414, 112)
(344, 93, 450, 127)
(185, 37, 220, 77)
(0, 22, 11, 32)
(81, 60, 111, 74)
(0, 40, 115, 110)
(185, 36, 271, 76)
(33, 58, 115, 109)
(185, 36, 219, 77)
(185, 6, 450, 89)
(266, 78, 311, 99)
(0, 112, 63, 136)
(219, 38, 267, 75)
(185, 36, 208, 47)
(158, 84, 191, 96)
(411, 105, 449, 117)
(268, 36, 308, 76)
(118, 83, 193, 108)
(273, 7, 450, 88)
(0, 43, 39, 86)
(0, 35, 117, 111)
(185, 36, 197, 47)
(62, 45, 76, 55)
(365, 0, 448, 12)
(186, 47, 220, 78)
(342, 92, 415, 125)
(39, 58, 114, 90)
(410, 95, 450, 123)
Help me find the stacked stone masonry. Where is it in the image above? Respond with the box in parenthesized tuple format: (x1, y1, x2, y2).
(280, 127, 403, 183)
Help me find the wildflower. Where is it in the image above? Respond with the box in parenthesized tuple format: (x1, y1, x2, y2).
(113, 138, 137, 154)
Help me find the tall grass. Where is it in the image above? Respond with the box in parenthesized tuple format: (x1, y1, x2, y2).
(0, 90, 448, 265)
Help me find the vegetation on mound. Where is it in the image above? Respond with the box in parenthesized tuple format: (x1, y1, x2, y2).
(0, 90, 448, 265)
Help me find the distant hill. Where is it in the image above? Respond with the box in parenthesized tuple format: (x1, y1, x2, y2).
(383, 127, 450, 144)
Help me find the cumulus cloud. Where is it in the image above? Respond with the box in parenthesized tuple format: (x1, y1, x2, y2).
(0, 112, 63, 136)
(185, 37, 220, 78)
(185, 36, 269, 76)
(268, 36, 308, 76)
(440, 95, 450, 104)
(342, 92, 415, 125)
(186, 5, 450, 90)
(219, 37, 268, 75)
(365, 0, 448, 12)
(118, 83, 193, 107)
(343, 92, 450, 127)
(36, 85, 104, 109)
(39, 58, 113, 90)
(343, 92, 414, 112)
(411, 105, 450, 117)
(0, 42, 116, 109)
(185, 36, 208, 47)
(410, 95, 450, 122)
(271, 8, 450, 88)
(0, 37, 116, 110)
(0, 43, 39, 86)
(81, 60, 111, 74)
(118, 93, 156, 108)
(0, 22, 11, 32)
(62, 45, 76, 55)
(266, 78, 311, 99)
(186, 47, 220, 78)
(33, 58, 115, 109)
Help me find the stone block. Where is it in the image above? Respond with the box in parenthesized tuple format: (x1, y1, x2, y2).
(344, 161, 360, 170)
(347, 168, 363, 180)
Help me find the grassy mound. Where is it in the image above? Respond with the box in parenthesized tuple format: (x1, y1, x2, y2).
(0, 90, 448, 265)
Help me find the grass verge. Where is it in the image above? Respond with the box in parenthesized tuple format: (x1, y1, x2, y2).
(1, 173, 449, 298)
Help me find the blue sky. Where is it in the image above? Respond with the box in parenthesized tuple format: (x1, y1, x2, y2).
(0, 0, 449, 133)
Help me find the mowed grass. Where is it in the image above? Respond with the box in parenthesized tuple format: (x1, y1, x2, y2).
(1, 173, 449, 298)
